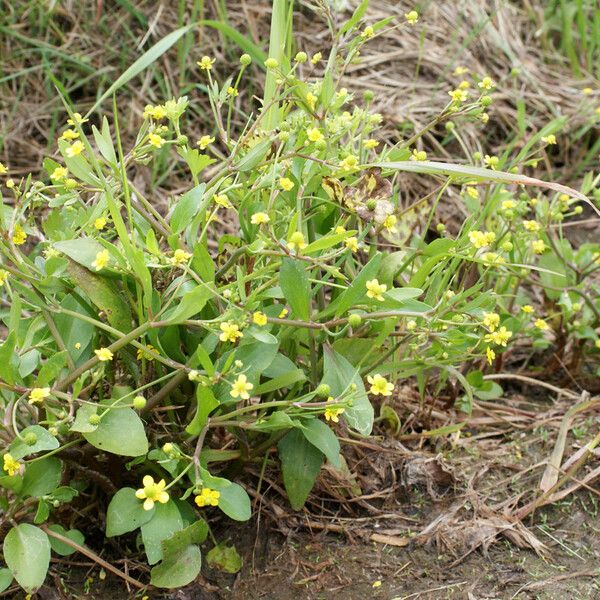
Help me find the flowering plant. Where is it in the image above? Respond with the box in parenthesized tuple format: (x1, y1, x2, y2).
(1, 1, 598, 593)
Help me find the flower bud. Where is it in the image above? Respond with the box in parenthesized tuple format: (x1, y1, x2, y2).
(315, 384, 331, 398)
(133, 395, 146, 410)
(294, 51, 307, 63)
(348, 314, 362, 328)
(88, 414, 101, 426)
(24, 432, 38, 446)
(240, 54, 252, 66)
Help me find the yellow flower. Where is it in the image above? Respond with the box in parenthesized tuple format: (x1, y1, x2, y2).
(405, 10, 419, 25)
(484, 155, 499, 169)
(66, 141, 85, 157)
(94, 217, 107, 231)
(0, 269, 8, 286)
(135, 476, 169, 511)
(305, 92, 317, 111)
(197, 135, 215, 150)
(335, 226, 346, 234)
(410, 149, 427, 161)
(287, 231, 307, 252)
(169, 249, 192, 265)
(213, 193, 232, 208)
(220, 321, 243, 343)
(147, 133, 165, 148)
(454, 66, 469, 76)
(501, 200, 516, 211)
(361, 25, 374, 39)
(541, 134, 556, 145)
(483, 326, 512, 347)
(483, 312, 500, 332)
(486, 346, 495, 365)
(136, 344, 156, 361)
(95, 347, 114, 361)
(227, 86, 239, 97)
(92, 249, 110, 271)
(195, 488, 220, 507)
(280, 177, 294, 192)
(363, 138, 379, 149)
(0, 162, 7, 174)
(523, 220, 540, 232)
(522, 305, 534, 314)
(6, 178, 15, 189)
(531, 239, 546, 254)
(383, 214, 397, 233)
(253, 311, 268, 326)
(278, 307, 288, 318)
(67, 113, 88, 126)
(3, 453, 20, 476)
(534, 319, 549, 331)
(12, 225, 27, 246)
(311, 52, 322, 65)
(143, 104, 166, 120)
(366, 279, 386, 301)
(367, 373, 394, 396)
(345, 237, 359, 252)
(458, 80, 470, 90)
(324, 397, 345, 423)
(197, 56, 215, 70)
(478, 76, 495, 90)
(306, 127, 324, 143)
(340, 155, 359, 171)
(468, 230, 496, 249)
(29, 387, 50, 405)
(465, 186, 479, 199)
(230, 373, 253, 400)
(60, 129, 79, 141)
(251, 212, 270, 225)
(582, 87, 593, 95)
(448, 88, 468, 103)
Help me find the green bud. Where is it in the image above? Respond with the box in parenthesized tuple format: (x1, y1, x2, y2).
(294, 51, 308, 63)
(510, 67, 520, 77)
(509, 167, 519, 174)
(573, 320, 581, 328)
(501, 241, 513, 252)
(240, 54, 252, 66)
(348, 314, 362, 328)
(366, 199, 377, 211)
(473, 151, 482, 161)
(350, 383, 357, 391)
(436, 223, 446, 233)
(278, 130, 290, 142)
(133, 395, 146, 410)
(572, 303, 581, 312)
(162, 442, 174, 454)
(363, 90, 374, 102)
(176, 134, 188, 146)
(88, 414, 101, 426)
(24, 432, 38, 446)
(480, 95, 492, 107)
(574, 206, 583, 214)
(265, 58, 279, 69)
(445, 121, 455, 132)
(316, 383, 331, 398)
(48, 427, 58, 437)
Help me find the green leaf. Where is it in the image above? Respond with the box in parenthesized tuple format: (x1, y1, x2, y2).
(36, 351, 68, 387)
(234, 138, 272, 172)
(162, 519, 208, 557)
(299, 419, 341, 469)
(213, 482, 251, 522)
(47, 525, 85, 556)
(170, 184, 206, 234)
(278, 429, 323, 510)
(150, 544, 202, 589)
(88, 25, 195, 115)
(0, 568, 12, 593)
(303, 230, 356, 255)
(280, 258, 310, 320)
(206, 542, 242, 573)
(339, 0, 369, 35)
(3, 524, 50, 593)
(320, 253, 382, 318)
(321, 346, 373, 435)
(162, 284, 215, 324)
(21, 458, 61, 498)
(255, 368, 306, 395)
(186, 387, 219, 436)
(10, 426, 59, 461)
(84, 407, 148, 456)
(0, 331, 17, 385)
(375, 161, 589, 203)
(106, 488, 155, 537)
(92, 117, 117, 165)
(141, 501, 184, 565)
